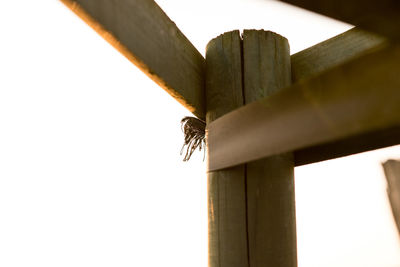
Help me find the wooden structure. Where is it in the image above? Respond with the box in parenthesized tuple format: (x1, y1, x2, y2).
(60, 0, 400, 266)
(382, 160, 400, 237)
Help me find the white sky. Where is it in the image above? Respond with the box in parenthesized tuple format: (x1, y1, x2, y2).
(0, 1, 399, 267)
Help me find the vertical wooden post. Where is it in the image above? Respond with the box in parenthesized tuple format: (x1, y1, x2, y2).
(206, 30, 297, 267)
(206, 30, 248, 267)
(243, 30, 297, 266)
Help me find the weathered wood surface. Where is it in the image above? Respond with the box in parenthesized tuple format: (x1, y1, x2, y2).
(278, 0, 400, 39)
(382, 160, 400, 236)
(61, 0, 205, 118)
(243, 30, 297, 267)
(207, 44, 400, 171)
(291, 27, 389, 165)
(292, 27, 387, 81)
(206, 31, 248, 267)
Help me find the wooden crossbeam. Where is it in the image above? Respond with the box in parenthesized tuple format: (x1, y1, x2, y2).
(61, 0, 205, 118)
(278, 0, 400, 39)
(207, 44, 400, 171)
(292, 28, 386, 81)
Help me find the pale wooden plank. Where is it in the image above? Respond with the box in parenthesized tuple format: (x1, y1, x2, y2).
(60, 0, 205, 118)
(278, 0, 400, 39)
(243, 30, 297, 267)
(207, 44, 400, 171)
(382, 160, 400, 236)
(206, 31, 248, 267)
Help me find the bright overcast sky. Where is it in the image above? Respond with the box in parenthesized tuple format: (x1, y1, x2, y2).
(0, 1, 400, 267)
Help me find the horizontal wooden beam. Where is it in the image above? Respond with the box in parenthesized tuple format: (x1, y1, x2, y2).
(207, 44, 400, 171)
(278, 0, 400, 39)
(60, 0, 205, 118)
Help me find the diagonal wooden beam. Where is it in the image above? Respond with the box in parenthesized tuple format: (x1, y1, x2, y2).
(291, 27, 387, 81)
(278, 0, 400, 39)
(382, 160, 400, 237)
(207, 44, 400, 171)
(60, 0, 205, 118)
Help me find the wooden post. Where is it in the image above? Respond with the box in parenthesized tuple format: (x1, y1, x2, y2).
(206, 30, 297, 267)
(243, 30, 297, 266)
(206, 30, 248, 267)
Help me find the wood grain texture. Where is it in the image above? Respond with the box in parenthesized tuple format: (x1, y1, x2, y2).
(207, 44, 400, 171)
(60, 0, 205, 118)
(206, 31, 248, 267)
(292, 27, 387, 82)
(278, 0, 400, 39)
(243, 30, 297, 267)
(382, 160, 400, 236)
